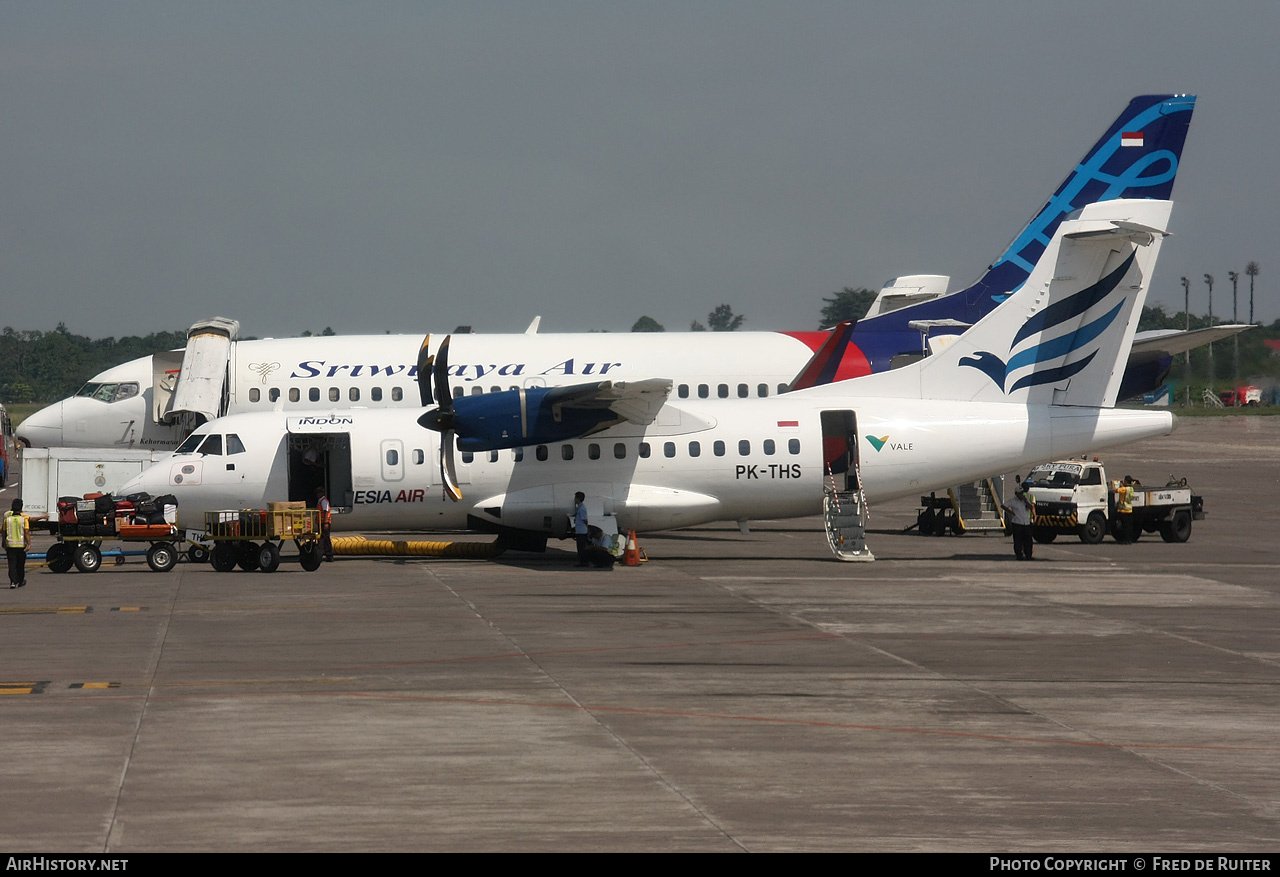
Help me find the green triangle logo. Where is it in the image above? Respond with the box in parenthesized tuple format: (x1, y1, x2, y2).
(865, 435, 889, 452)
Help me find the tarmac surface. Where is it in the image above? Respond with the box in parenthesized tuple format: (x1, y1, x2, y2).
(1, 415, 1278, 852)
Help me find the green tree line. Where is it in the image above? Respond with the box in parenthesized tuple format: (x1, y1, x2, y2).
(0, 324, 188, 403)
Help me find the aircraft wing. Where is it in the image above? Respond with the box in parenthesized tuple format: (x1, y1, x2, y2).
(1132, 324, 1254, 359)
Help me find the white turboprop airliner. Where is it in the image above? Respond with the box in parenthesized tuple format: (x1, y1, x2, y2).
(117, 199, 1178, 556)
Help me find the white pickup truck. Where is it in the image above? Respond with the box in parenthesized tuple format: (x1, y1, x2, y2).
(1022, 460, 1203, 544)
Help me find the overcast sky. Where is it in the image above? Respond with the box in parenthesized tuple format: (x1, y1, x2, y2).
(3, 2, 1276, 338)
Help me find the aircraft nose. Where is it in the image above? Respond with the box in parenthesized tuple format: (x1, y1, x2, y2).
(15, 400, 65, 448)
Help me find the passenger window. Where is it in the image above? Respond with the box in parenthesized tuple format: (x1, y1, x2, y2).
(413, 449, 424, 465)
(489, 450, 499, 463)
(717, 384, 728, 399)
(713, 440, 725, 456)
(764, 439, 775, 456)
(664, 442, 675, 458)
(698, 384, 709, 399)
(639, 443, 651, 459)
(471, 386, 483, 396)
(349, 387, 360, 402)
(514, 447, 524, 462)
(561, 444, 574, 461)
(788, 438, 800, 455)
(371, 387, 383, 402)
(739, 440, 750, 455)
(452, 387, 463, 400)
(491, 386, 501, 394)
(386, 449, 399, 466)
(614, 443, 626, 460)
(269, 388, 280, 402)
(461, 451, 473, 463)
(249, 388, 260, 402)
(289, 388, 300, 403)
(689, 441, 700, 457)
(737, 384, 748, 398)
(330, 387, 340, 402)
(309, 388, 320, 402)
(678, 384, 689, 399)
(226, 434, 246, 455)
(536, 445, 548, 462)
(777, 383, 788, 395)
(199, 434, 223, 456)
(588, 444, 600, 460)
(392, 387, 403, 401)
(757, 383, 768, 397)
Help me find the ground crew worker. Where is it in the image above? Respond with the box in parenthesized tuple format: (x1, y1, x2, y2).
(4, 498, 31, 588)
(573, 491, 590, 567)
(315, 486, 334, 562)
(1003, 478, 1035, 561)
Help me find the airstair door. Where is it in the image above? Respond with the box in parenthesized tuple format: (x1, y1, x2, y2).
(165, 318, 240, 430)
(820, 410, 873, 561)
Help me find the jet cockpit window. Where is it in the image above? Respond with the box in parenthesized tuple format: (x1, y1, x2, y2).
(226, 433, 246, 455)
(77, 382, 139, 403)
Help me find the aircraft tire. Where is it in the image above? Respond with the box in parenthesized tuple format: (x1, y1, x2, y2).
(47, 543, 74, 574)
(257, 542, 281, 573)
(211, 542, 238, 572)
(237, 542, 261, 572)
(74, 543, 102, 574)
(146, 542, 177, 573)
(1079, 514, 1106, 544)
(187, 545, 209, 564)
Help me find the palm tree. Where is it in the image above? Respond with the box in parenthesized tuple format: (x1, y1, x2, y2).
(1246, 261, 1260, 324)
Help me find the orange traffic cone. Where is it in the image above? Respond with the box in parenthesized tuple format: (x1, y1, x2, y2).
(623, 530, 641, 566)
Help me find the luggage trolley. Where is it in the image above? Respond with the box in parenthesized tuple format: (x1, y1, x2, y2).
(46, 495, 181, 573)
(202, 506, 323, 573)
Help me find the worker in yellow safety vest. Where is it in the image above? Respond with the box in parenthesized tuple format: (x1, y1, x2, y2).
(315, 487, 333, 562)
(4, 498, 31, 588)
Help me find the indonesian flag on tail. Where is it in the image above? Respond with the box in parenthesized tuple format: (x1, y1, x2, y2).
(1121, 131, 1144, 147)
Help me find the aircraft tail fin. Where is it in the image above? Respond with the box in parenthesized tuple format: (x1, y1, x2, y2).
(818, 198, 1173, 408)
(788, 320, 857, 391)
(966, 94, 1192, 307)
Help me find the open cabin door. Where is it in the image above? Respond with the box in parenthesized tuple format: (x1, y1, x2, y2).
(285, 418, 354, 511)
(820, 409, 873, 561)
(162, 318, 240, 434)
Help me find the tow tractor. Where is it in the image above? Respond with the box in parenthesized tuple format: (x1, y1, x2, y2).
(1023, 459, 1203, 544)
(200, 505, 323, 573)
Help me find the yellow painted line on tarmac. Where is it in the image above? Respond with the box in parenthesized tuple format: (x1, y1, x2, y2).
(0, 606, 91, 615)
(69, 682, 120, 690)
(111, 607, 146, 612)
(0, 681, 49, 695)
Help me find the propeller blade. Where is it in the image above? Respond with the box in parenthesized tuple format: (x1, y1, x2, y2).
(440, 433, 462, 502)
(433, 335, 454, 415)
(416, 334, 433, 406)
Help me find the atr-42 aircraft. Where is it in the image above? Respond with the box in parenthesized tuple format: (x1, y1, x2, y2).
(118, 198, 1179, 555)
(19, 94, 1219, 452)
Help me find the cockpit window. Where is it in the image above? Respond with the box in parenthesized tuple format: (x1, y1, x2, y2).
(226, 433, 246, 455)
(175, 433, 205, 454)
(198, 434, 223, 456)
(75, 382, 140, 403)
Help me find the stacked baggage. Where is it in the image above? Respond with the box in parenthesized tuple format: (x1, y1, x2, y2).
(53, 492, 177, 538)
